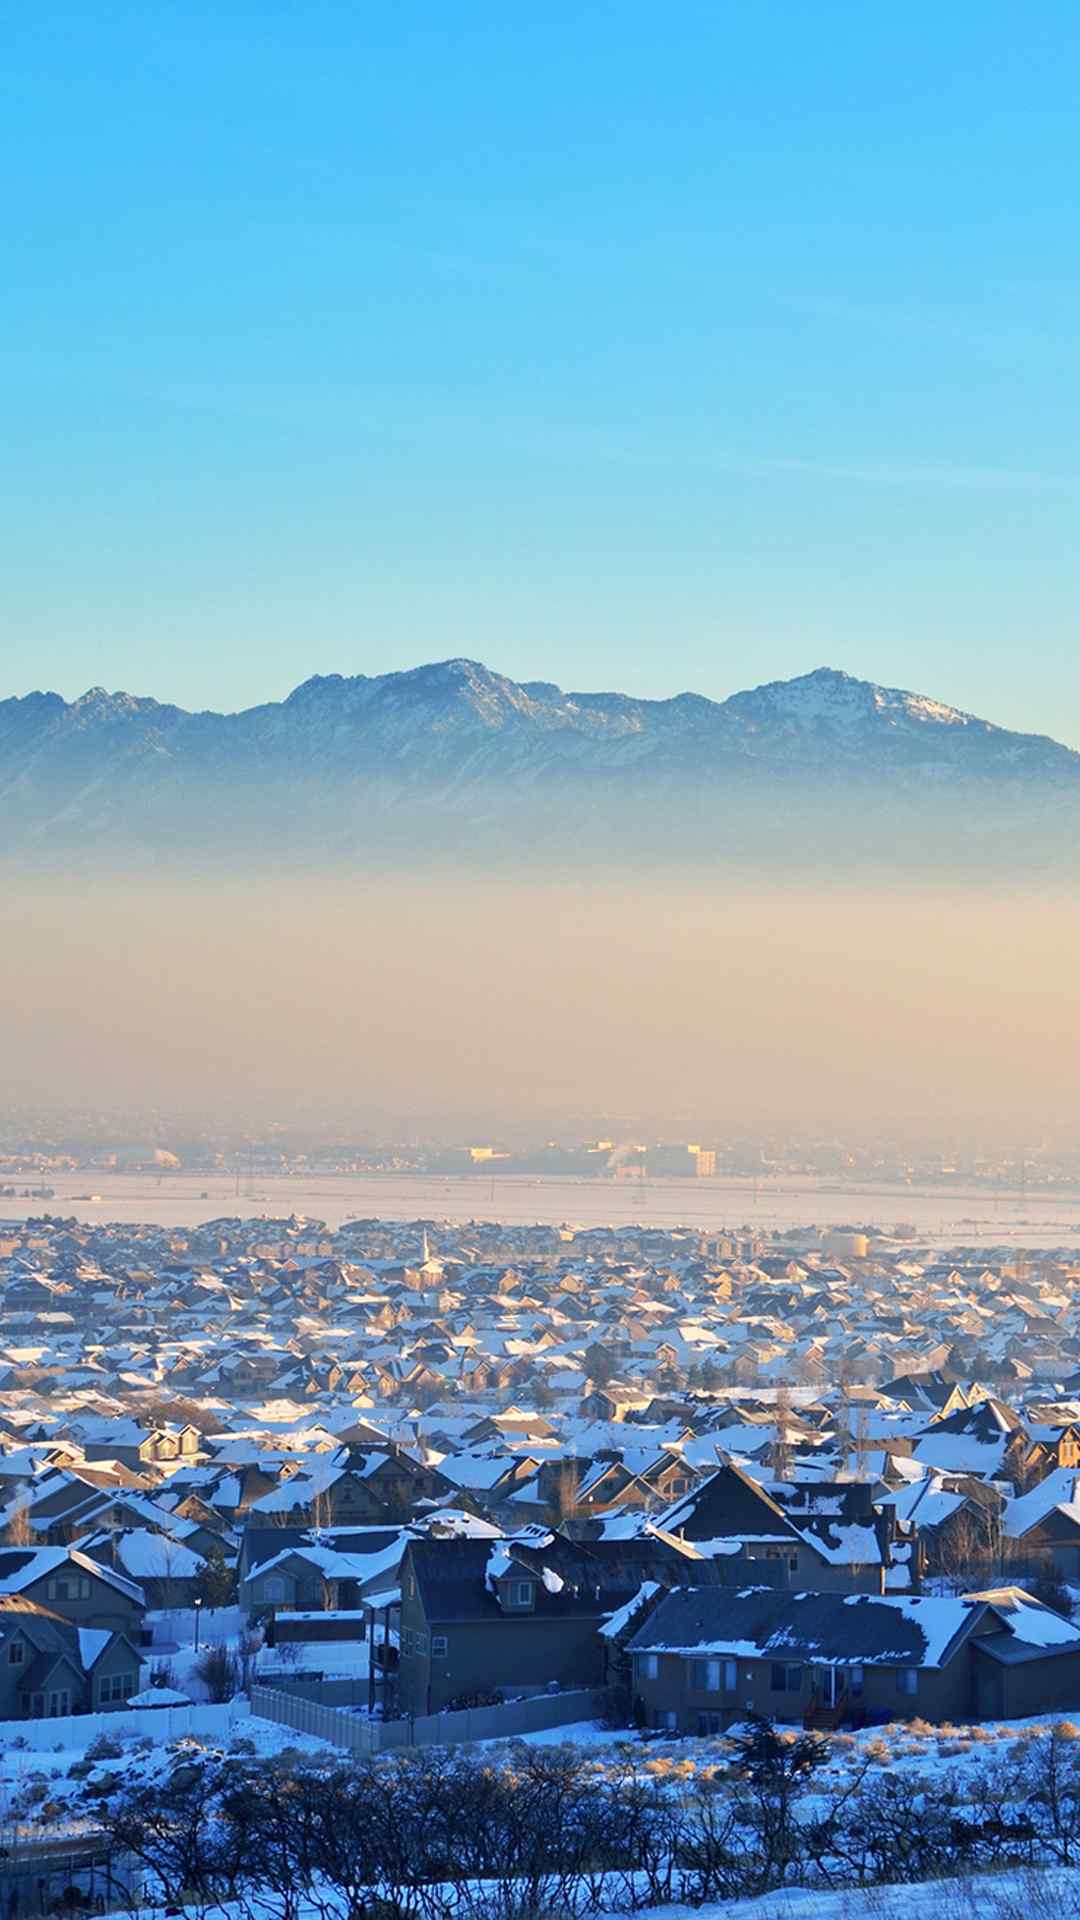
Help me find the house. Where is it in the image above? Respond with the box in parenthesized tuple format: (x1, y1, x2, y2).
(626, 1583, 1080, 1732)
(1003, 1469, 1080, 1579)
(80, 1420, 203, 1469)
(245, 1448, 453, 1527)
(655, 1461, 884, 1593)
(241, 1526, 408, 1617)
(396, 1528, 699, 1716)
(0, 1547, 145, 1636)
(910, 1397, 1020, 1478)
(80, 1526, 207, 1608)
(0, 1595, 142, 1718)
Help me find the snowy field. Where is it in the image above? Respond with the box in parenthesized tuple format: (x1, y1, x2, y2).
(81, 1876, 1080, 1920)
(6, 1166, 1080, 1243)
(601, 1881, 1080, 1917)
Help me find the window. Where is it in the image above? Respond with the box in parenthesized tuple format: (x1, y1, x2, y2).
(689, 1657, 736, 1693)
(641, 1653, 659, 1681)
(770, 1663, 803, 1693)
(508, 1580, 535, 1609)
(99, 1673, 132, 1704)
(654, 1709, 677, 1731)
(263, 1577, 286, 1604)
(7, 1641, 24, 1666)
(896, 1668, 918, 1696)
(849, 1665, 864, 1698)
(431, 1635, 448, 1658)
(46, 1575, 91, 1603)
(47, 1690, 71, 1717)
(697, 1712, 725, 1735)
(689, 1657, 727, 1692)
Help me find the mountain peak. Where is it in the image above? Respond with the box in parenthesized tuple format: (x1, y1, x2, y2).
(721, 665, 976, 737)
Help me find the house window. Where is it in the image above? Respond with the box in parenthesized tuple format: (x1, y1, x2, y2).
(99, 1673, 132, 1704)
(770, 1663, 803, 1693)
(697, 1712, 725, 1735)
(508, 1581, 535, 1609)
(896, 1668, 918, 1696)
(431, 1635, 448, 1658)
(654, 1709, 677, 1731)
(46, 1576, 91, 1602)
(849, 1665, 864, 1698)
(7, 1641, 24, 1666)
(47, 1690, 71, 1717)
(641, 1653, 659, 1681)
(263, 1577, 286, 1604)
(689, 1657, 733, 1692)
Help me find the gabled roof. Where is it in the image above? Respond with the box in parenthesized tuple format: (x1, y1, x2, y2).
(0, 1545, 144, 1604)
(1004, 1468, 1080, 1540)
(656, 1460, 804, 1546)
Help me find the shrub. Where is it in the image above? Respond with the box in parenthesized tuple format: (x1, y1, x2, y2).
(194, 1641, 240, 1703)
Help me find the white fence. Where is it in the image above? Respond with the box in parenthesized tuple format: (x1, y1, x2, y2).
(249, 1685, 603, 1753)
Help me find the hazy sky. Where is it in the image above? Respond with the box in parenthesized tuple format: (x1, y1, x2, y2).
(4, 5, 1080, 739)
(5, 880, 1079, 1149)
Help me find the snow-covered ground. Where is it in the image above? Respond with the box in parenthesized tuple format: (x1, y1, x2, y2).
(5, 1165, 1078, 1242)
(142, 1604, 250, 1698)
(604, 1879, 1076, 1918)
(0, 1701, 334, 1841)
(471, 1710, 1080, 1794)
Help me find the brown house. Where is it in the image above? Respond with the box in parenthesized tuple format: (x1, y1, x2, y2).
(626, 1583, 1080, 1732)
(396, 1530, 704, 1717)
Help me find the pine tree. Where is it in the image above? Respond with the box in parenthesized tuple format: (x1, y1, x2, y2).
(195, 1541, 236, 1611)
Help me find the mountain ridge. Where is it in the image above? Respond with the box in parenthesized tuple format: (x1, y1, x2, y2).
(2, 657, 1069, 742)
(2, 659, 1077, 868)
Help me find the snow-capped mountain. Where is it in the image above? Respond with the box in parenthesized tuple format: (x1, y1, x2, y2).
(1, 660, 1076, 866)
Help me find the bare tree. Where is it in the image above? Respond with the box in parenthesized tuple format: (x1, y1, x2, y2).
(770, 1384, 794, 1480)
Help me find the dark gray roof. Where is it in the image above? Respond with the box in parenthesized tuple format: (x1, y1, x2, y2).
(659, 1463, 804, 1544)
(409, 1534, 697, 1625)
(627, 1585, 985, 1669)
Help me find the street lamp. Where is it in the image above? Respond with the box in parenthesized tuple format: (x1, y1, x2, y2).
(193, 1595, 203, 1652)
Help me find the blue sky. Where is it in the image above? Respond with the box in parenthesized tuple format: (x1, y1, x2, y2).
(4, 3, 1080, 735)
